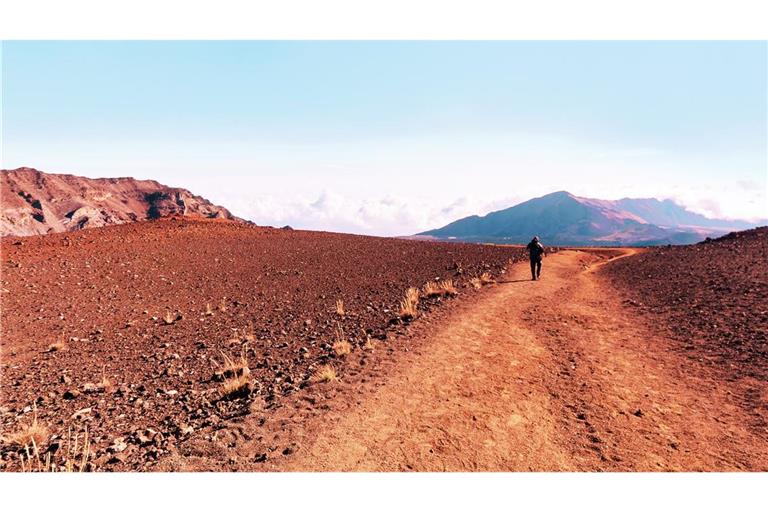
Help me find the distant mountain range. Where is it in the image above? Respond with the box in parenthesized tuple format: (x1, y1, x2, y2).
(1, 167, 236, 237)
(417, 191, 765, 246)
(3, 168, 763, 246)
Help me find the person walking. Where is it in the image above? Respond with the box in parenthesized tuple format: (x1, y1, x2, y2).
(526, 236, 546, 280)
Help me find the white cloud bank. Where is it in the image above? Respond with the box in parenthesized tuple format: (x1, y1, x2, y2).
(214, 182, 767, 238)
(219, 190, 525, 236)
(10, 132, 766, 236)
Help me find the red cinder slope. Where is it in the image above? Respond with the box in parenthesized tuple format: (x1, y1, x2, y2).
(1, 167, 236, 237)
(0, 219, 521, 470)
(602, 227, 768, 381)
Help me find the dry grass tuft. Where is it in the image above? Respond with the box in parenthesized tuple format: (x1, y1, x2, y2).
(399, 299, 417, 319)
(333, 340, 352, 356)
(332, 323, 352, 356)
(439, 279, 458, 296)
(363, 335, 377, 351)
(314, 364, 338, 383)
(219, 345, 252, 398)
(399, 287, 420, 320)
(422, 281, 443, 298)
(47, 341, 66, 353)
(405, 287, 420, 306)
(3, 407, 49, 450)
(221, 372, 251, 398)
(97, 365, 115, 393)
(221, 345, 250, 377)
(17, 425, 91, 473)
(469, 272, 494, 290)
(243, 321, 256, 343)
(335, 299, 345, 316)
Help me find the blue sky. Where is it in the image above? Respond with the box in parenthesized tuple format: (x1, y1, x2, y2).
(2, 41, 766, 234)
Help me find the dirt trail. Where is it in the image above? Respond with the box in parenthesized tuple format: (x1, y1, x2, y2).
(283, 250, 768, 471)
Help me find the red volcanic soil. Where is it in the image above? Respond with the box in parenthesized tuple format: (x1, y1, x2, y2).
(0, 218, 523, 471)
(602, 227, 768, 382)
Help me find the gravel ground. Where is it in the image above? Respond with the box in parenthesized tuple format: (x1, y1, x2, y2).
(601, 227, 768, 382)
(0, 218, 525, 471)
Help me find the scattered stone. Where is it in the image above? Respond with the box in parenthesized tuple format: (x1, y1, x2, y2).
(83, 382, 100, 393)
(71, 407, 92, 420)
(107, 453, 126, 464)
(110, 437, 128, 453)
(136, 432, 152, 446)
(63, 389, 81, 400)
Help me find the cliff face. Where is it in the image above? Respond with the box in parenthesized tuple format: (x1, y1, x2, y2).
(1, 167, 236, 237)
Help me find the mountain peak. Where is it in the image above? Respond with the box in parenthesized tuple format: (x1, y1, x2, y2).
(419, 191, 761, 246)
(541, 190, 577, 199)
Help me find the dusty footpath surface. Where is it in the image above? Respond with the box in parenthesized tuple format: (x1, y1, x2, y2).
(281, 250, 768, 471)
(2, 220, 766, 471)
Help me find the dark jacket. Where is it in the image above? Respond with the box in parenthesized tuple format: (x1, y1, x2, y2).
(527, 240, 545, 261)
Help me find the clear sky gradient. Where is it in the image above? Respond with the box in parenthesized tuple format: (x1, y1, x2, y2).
(2, 41, 766, 235)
